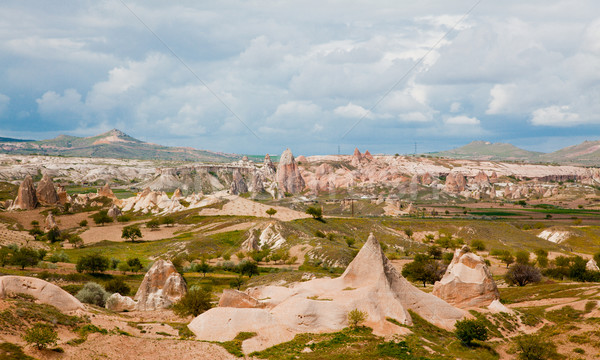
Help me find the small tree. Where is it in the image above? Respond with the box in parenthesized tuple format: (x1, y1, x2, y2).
(105, 277, 131, 296)
(196, 261, 212, 277)
(455, 319, 488, 346)
(76, 253, 109, 273)
(345, 237, 355, 247)
(126, 257, 143, 272)
(146, 219, 160, 230)
(402, 254, 446, 287)
(23, 323, 58, 350)
(516, 251, 530, 265)
(305, 206, 323, 220)
(500, 252, 515, 268)
(92, 210, 113, 226)
(230, 276, 245, 290)
(172, 286, 213, 317)
(76, 282, 110, 307)
(67, 234, 84, 248)
(161, 216, 175, 227)
(238, 260, 259, 278)
(79, 219, 88, 227)
(266, 208, 277, 218)
(505, 264, 542, 287)
(470, 240, 486, 251)
(534, 249, 548, 268)
(404, 229, 413, 238)
(122, 225, 142, 242)
(347, 309, 367, 328)
(513, 334, 560, 360)
(11, 247, 40, 269)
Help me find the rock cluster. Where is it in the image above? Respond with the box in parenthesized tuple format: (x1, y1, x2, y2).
(134, 260, 187, 311)
(36, 174, 59, 205)
(11, 175, 38, 210)
(444, 172, 466, 193)
(276, 149, 305, 195)
(230, 169, 248, 195)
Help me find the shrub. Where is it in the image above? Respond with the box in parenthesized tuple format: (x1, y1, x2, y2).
(230, 276, 245, 290)
(92, 210, 113, 226)
(172, 286, 213, 317)
(516, 250, 530, 265)
(455, 319, 488, 346)
(470, 240, 486, 251)
(505, 264, 542, 287)
(76, 253, 109, 273)
(401, 254, 446, 287)
(160, 216, 175, 227)
(79, 220, 88, 227)
(23, 323, 58, 350)
(266, 208, 277, 218)
(404, 229, 413, 238)
(126, 258, 143, 272)
(105, 277, 131, 296)
(513, 334, 560, 360)
(76, 282, 110, 307)
(315, 230, 326, 238)
(347, 309, 367, 328)
(11, 247, 42, 269)
(238, 260, 259, 278)
(116, 215, 131, 223)
(121, 225, 142, 242)
(146, 219, 160, 229)
(305, 206, 323, 220)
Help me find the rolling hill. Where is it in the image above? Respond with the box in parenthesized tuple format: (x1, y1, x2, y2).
(432, 141, 543, 162)
(539, 140, 600, 165)
(0, 129, 240, 162)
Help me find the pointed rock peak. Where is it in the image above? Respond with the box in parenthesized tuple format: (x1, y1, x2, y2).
(98, 183, 116, 199)
(13, 175, 38, 210)
(353, 148, 362, 157)
(264, 153, 272, 162)
(279, 148, 295, 165)
(341, 233, 389, 284)
(172, 188, 183, 199)
(363, 150, 373, 160)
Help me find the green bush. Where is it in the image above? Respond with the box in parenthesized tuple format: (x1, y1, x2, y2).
(79, 220, 88, 227)
(347, 309, 367, 328)
(126, 258, 143, 272)
(76, 253, 109, 273)
(23, 323, 58, 350)
(513, 334, 561, 360)
(470, 240, 486, 251)
(105, 277, 131, 296)
(76, 282, 109, 307)
(455, 319, 488, 346)
(48, 251, 69, 263)
(172, 286, 213, 317)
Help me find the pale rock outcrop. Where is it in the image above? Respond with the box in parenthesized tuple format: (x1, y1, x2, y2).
(263, 154, 276, 174)
(11, 175, 38, 210)
(250, 171, 265, 194)
(219, 289, 262, 308)
(444, 173, 466, 193)
(489, 172, 498, 183)
(107, 204, 123, 219)
(276, 149, 305, 195)
(258, 223, 286, 249)
(432, 246, 500, 308)
(230, 169, 248, 195)
(350, 148, 363, 167)
(36, 174, 59, 205)
(172, 188, 183, 200)
(472, 171, 490, 188)
(296, 155, 307, 163)
(106, 293, 137, 312)
(56, 185, 69, 205)
(0, 276, 84, 312)
(421, 172, 433, 185)
(98, 183, 117, 200)
(363, 150, 374, 161)
(44, 213, 58, 231)
(134, 260, 187, 311)
(241, 230, 260, 252)
(587, 258, 600, 271)
(189, 234, 464, 353)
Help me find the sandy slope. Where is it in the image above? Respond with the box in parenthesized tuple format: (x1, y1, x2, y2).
(198, 196, 310, 221)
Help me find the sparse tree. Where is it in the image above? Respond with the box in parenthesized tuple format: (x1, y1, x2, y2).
(11, 247, 41, 269)
(146, 219, 160, 229)
(23, 323, 58, 350)
(196, 261, 212, 277)
(470, 240, 486, 252)
(67, 234, 84, 248)
(347, 309, 367, 328)
(266, 208, 277, 218)
(404, 229, 413, 238)
(126, 257, 143, 272)
(238, 260, 259, 278)
(79, 219, 88, 227)
(516, 250, 530, 265)
(305, 206, 323, 220)
(161, 216, 175, 227)
(505, 264, 542, 287)
(500, 252, 515, 268)
(534, 249, 548, 268)
(172, 286, 213, 317)
(513, 334, 560, 360)
(402, 254, 446, 287)
(122, 225, 142, 242)
(230, 276, 245, 290)
(92, 210, 113, 226)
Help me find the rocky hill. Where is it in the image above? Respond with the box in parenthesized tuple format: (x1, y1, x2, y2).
(433, 141, 543, 162)
(539, 140, 600, 165)
(0, 129, 239, 162)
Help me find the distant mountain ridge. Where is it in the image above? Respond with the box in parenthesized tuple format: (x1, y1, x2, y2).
(0, 129, 240, 162)
(433, 140, 600, 166)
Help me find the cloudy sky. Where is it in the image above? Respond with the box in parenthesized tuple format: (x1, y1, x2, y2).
(1, 0, 600, 156)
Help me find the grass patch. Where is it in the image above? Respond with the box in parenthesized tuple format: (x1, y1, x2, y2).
(0, 342, 35, 360)
(222, 332, 257, 357)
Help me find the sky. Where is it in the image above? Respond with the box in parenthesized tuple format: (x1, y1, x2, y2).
(1, 0, 600, 156)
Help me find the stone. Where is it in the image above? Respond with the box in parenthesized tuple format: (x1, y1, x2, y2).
(587, 258, 600, 271)
(107, 204, 123, 219)
(98, 183, 117, 200)
(0, 276, 84, 312)
(295, 155, 307, 163)
(351, 148, 363, 167)
(432, 246, 500, 308)
(219, 289, 262, 308)
(36, 174, 59, 205)
(12, 175, 38, 210)
(106, 293, 137, 312)
(250, 171, 265, 194)
(444, 173, 466, 193)
(134, 260, 187, 310)
(172, 188, 183, 200)
(241, 230, 260, 252)
(421, 172, 433, 185)
(44, 213, 58, 231)
(56, 185, 69, 205)
(230, 169, 248, 195)
(363, 150, 374, 161)
(276, 149, 305, 195)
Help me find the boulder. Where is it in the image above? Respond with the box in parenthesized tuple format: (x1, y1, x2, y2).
(276, 149, 305, 195)
(421, 172, 433, 185)
(56, 185, 69, 205)
(107, 204, 123, 219)
(98, 183, 117, 200)
(219, 289, 262, 308)
(587, 258, 600, 271)
(36, 174, 60, 205)
(0, 276, 84, 312)
(444, 173, 466, 193)
(106, 293, 137, 312)
(432, 246, 500, 308)
(44, 213, 58, 232)
(230, 169, 248, 195)
(12, 175, 38, 210)
(134, 260, 187, 310)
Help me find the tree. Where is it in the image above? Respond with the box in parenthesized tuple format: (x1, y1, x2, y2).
(505, 264, 542, 287)
(79, 219, 88, 227)
(122, 225, 142, 242)
(455, 319, 488, 346)
(347, 309, 367, 328)
(76, 253, 109, 273)
(92, 210, 113, 226)
(238, 260, 259, 278)
(513, 334, 560, 360)
(105, 277, 131, 296)
(435, 235, 455, 250)
(515, 250, 530, 265)
(230, 276, 245, 290)
(0, 247, 12, 267)
(126, 257, 143, 272)
(161, 216, 175, 227)
(46, 227, 61, 243)
(11, 247, 41, 269)
(470, 240, 486, 251)
(402, 254, 446, 287)
(424, 234, 435, 243)
(67, 234, 84, 248)
(196, 261, 212, 277)
(146, 219, 160, 229)
(345, 237, 355, 247)
(266, 208, 277, 218)
(427, 246, 443, 260)
(404, 229, 413, 238)
(172, 286, 213, 317)
(23, 323, 58, 350)
(305, 206, 323, 220)
(534, 249, 548, 268)
(500, 252, 515, 268)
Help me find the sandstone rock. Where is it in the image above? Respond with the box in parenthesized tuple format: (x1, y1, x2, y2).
(56, 185, 69, 205)
(172, 188, 183, 200)
(106, 293, 137, 312)
(219, 289, 262, 308)
(351, 148, 363, 167)
(296, 155, 307, 163)
(472, 171, 490, 188)
(444, 173, 466, 193)
(250, 171, 265, 194)
(363, 150, 374, 161)
(230, 169, 248, 195)
(421, 172, 433, 185)
(489, 171, 498, 183)
(263, 154, 276, 173)
(241, 230, 260, 252)
(587, 258, 600, 271)
(276, 149, 305, 195)
(107, 204, 123, 219)
(432, 246, 500, 308)
(44, 213, 58, 231)
(98, 183, 117, 200)
(134, 260, 187, 310)
(36, 174, 59, 205)
(12, 175, 37, 210)
(0, 276, 84, 312)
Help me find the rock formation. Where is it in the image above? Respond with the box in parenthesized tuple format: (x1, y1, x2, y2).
(134, 260, 187, 310)
(250, 171, 265, 194)
(172, 188, 183, 200)
(56, 185, 69, 205)
(11, 175, 38, 210)
(587, 258, 600, 271)
(241, 230, 260, 252)
(363, 150, 374, 161)
(444, 172, 466, 193)
(219, 289, 262, 308)
(432, 246, 500, 308)
(98, 183, 117, 200)
(295, 155, 307, 163)
(36, 174, 59, 205)
(230, 169, 248, 195)
(421, 172, 433, 185)
(263, 154, 276, 174)
(0, 276, 84, 312)
(107, 204, 123, 219)
(44, 213, 58, 231)
(105, 293, 137, 312)
(351, 148, 363, 167)
(276, 149, 305, 195)
(472, 171, 490, 188)
(489, 171, 498, 183)
(188, 234, 464, 353)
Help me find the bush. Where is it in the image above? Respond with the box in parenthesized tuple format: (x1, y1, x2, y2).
(23, 323, 58, 350)
(105, 277, 131, 296)
(116, 215, 131, 223)
(470, 240, 486, 251)
(238, 260, 259, 278)
(160, 216, 175, 226)
(401, 254, 446, 287)
(172, 286, 213, 317)
(513, 334, 560, 360)
(347, 309, 367, 328)
(122, 225, 142, 242)
(126, 258, 143, 272)
(315, 230, 326, 238)
(79, 220, 88, 227)
(48, 252, 69, 263)
(76, 253, 109, 273)
(306, 206, 323, 220)
(516, 251, 530, 265)
(345, 237, 355, 247)
(505, 264, 542, 287)
(455, 319, 488, 346)
(92, 210, 113, 226)
(11, 247, 42, 269)
(76, 282, 110, 307)
(146, 219, 160, 229)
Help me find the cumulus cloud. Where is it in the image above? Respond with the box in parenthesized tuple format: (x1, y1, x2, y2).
(531, 106, 581, 127)
(445, 115, 480, 125)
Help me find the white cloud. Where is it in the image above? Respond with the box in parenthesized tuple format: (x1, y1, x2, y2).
(445, 116, 480, 125)
(334, 103, 371, 118)
(36, 89, 84, 117)
(531, 106, 581, 127)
